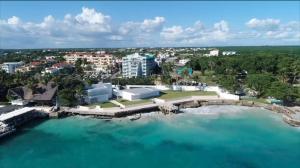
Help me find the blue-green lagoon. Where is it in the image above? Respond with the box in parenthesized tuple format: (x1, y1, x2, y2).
(1, 105, 300, 168)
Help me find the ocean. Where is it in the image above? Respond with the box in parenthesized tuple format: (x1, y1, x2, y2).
(1, 105, 300, 168)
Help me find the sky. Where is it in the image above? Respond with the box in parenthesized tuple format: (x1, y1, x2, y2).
(0, 1, 299, 49)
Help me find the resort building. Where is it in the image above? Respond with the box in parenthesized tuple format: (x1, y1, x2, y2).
(84, 82, 113, 104)
(122, 53, 156, 78)
(1, 62, 24, 74)
(119, 88, 160, 101)
(64, 52, 114, 71)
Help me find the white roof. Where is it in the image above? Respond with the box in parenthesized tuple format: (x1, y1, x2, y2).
(0, 107, 33, 121)
(121, 88, 159, 95)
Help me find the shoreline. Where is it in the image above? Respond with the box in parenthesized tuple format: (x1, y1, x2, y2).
(56, 97, 300, 128)
(1, 98, 300, 139)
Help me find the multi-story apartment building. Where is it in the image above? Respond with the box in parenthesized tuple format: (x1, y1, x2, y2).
(64, 52, 114, 71)
(122, 53, 156, 78)
(1, 62, 24, 74)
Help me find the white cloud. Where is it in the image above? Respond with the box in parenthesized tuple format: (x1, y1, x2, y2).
(0, 7, 113, 48)
(214, 20, 229, 32)
(119, 16, 165, 35)
(74, 7, 111, 32)
(0, 10, 299, 48)
(245, 18, 299, 42)
(160, 20, 231, 45)
(246, 18, 280, 30)
(140, 16, 165, 32)
(117, 16, 165, 46)
(7, 16, 21, 25)
(160, 26, 184, 40)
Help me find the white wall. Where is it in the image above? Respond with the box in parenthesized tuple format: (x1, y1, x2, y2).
(205, 86, 239, 100)
(126, 85, 205, 91)
(126, 85, 170, 91)
(172, 85, 203, 91)
(119, 90, 160, 101)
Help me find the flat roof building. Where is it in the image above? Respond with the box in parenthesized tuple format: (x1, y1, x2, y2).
(85, 82, 113, 104)
(119, 88, 160, 101)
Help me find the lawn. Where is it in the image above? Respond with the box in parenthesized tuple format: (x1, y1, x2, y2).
(88, 101, 118, 108)
(241, 98, 269, 104)
(117, 99, 152, 106)
(158, 90, 217, 100)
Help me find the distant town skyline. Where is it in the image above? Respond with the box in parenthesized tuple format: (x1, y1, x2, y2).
(0, 1, 299, 49)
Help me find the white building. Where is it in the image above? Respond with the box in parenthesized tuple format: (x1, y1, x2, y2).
(204, 49, 219, 57)
(119, 88, 160, 101)
(222, 51, 236, 56)
(209, 49, 219, 56)
(1, 62, 24, 74)
(178, 59, 190, 65)
(122, 53, 156, 78)
(42, 68, 59, 75)
(85, 83, 112, 104)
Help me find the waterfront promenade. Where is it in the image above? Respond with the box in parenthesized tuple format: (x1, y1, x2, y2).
(62, 95, 224, 116)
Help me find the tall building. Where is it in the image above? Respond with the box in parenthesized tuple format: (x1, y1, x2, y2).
(122, 53, 156, 78)
(1, 62, 24, 74)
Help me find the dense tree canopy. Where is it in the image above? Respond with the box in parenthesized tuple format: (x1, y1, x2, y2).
(187, 46, 300, 103)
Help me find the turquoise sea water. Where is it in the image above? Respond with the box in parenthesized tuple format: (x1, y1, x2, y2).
(1, 105, 300, 168)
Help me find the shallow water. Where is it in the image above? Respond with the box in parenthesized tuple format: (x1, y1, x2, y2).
(1, 105, 300, 168)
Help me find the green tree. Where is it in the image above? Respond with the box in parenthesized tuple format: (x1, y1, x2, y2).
(218, 75, 239, 93)
(246, 74, 274, 97)
(75, 58, 84, 75)
(267, 81, 299, 103)
(58, 89, 77, 107)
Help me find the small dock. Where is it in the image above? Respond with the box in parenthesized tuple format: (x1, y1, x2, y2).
(0, 107, 36, 126)
(0, 107, 47, 138)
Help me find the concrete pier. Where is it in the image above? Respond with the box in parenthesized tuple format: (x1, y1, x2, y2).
(0, 107, 48, 138)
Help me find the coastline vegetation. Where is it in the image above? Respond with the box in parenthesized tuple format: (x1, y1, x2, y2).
(1, 46, 299, 106)
(187, 46, 300, 105)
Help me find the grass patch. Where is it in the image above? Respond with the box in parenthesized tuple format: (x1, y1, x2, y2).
(158, 90, 217, 100)
(241, 98, 269, 104)
(118, 99, 152, 106)
(88, 101, 118, 108)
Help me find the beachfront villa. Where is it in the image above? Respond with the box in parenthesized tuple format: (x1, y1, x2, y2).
(118, 88, 160, 101)
(7, 82, 58, 105)
(84, 82, 113, 104)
